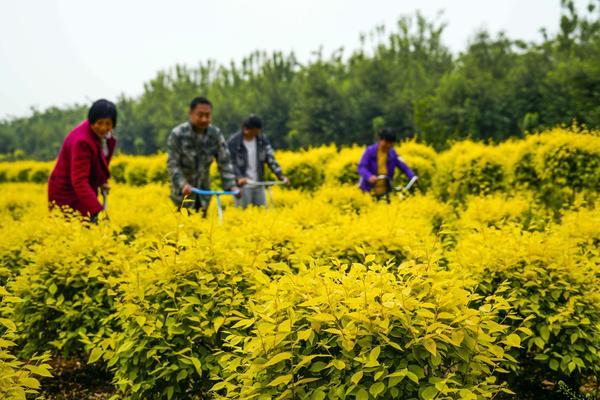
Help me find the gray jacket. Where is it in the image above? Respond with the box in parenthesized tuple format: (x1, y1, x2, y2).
(227, 131, 284, 182)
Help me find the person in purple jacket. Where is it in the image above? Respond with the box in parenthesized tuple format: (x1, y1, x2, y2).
(357, 128, 417, 200)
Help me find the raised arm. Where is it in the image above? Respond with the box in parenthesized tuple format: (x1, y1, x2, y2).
(395, 155, 416, 180)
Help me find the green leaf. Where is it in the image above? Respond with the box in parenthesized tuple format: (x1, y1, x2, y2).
(88, 348, 103, 364)
(406, 371, 419, 384)
(539, 325, 550, 342)
(423, 339, 437, 356)
(310, 361, 327, 372)
(351, 370, 363, 385)
(420, 386, 439, 400)
(369, 346, 381, 361)
(296, 354, 323, 370)
(311, 389, 326, 400)
(176, 369, 187, 382)
(356, 388, 369, 400)
(190, 357, 202, 376)
(387, 369, 407, 387)
(370, 382, 385, 397)
(48, 283, 57, 295)
(459, 388, 477, 400)
(117, 340, 134, 354)
(549, 359, 559, 371)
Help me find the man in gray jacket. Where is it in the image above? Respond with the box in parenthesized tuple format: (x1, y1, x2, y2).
(167, 97, 239, 215)
(227, 115, 289, 208)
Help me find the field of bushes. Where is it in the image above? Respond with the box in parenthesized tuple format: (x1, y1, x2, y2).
(0, 127, 599, 399)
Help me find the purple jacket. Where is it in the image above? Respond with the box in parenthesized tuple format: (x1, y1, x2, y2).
(357, 143, 415, 192)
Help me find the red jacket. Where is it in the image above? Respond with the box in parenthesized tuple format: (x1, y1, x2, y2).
(48, 120, 116, 216)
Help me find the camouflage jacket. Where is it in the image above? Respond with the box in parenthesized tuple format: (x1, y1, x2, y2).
(227, 131, 284, 181)
(167, 122, 236, 207)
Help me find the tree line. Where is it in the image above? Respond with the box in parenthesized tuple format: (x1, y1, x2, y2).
(1, 0, 599, 161)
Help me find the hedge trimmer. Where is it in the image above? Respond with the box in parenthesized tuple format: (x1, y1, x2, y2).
(101, 187, 109, 220)
(101, 188, 108, 210)
(191, 187, 240, 223)
(375, 175, 419, 202)
(243, 180, 286, 208)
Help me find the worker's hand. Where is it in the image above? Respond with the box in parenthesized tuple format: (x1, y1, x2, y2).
(101, 182, 111, 193)
(237, 177, 248, 186)
(232, 186, 242, 198)
(368, 175, 378, 185)
(182, 184, 193, 196)
(282, 176, 290, 185)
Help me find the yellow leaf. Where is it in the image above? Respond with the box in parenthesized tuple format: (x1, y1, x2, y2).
(423, 339, 437, 356)
(20, 377, 40, 389)
(268, 374, 293, 387)
(416, 309, 436, 319)
(135, 316, 146, 327)
(351, 370, 363, 385)
(25, 364, 52, 378)
(190, 357, 202, 376)
(264, 352, 292, 368)
(369, 346, 381, 361)
(329, 359, 346, 370)
(88, 348, 103, 364)
(504, 333, 521, 348)
(0, 318, 17, 331)
(294, 377, 320, 385)
(311, 313, 336, 322)
(356, 388, 369, 400)
(297, 328, 312, 341)
(451, 330, 465, 346)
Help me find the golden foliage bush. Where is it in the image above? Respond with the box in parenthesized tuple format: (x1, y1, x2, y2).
(0, 126, 599, 398)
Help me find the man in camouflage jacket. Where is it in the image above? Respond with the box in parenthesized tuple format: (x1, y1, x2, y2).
(167, 97, 239, 214)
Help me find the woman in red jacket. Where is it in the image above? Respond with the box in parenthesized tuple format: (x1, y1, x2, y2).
(48, 99, 117, 220)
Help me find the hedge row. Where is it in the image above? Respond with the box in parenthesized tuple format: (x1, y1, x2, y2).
(0, 128, 598, 203)
(0, 184, 599, 398)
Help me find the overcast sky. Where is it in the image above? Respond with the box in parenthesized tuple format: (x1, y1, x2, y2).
(0, 0, 589, 119)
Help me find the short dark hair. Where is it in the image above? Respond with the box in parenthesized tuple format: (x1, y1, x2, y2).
(88, 99, 117, 127)
(379, 127, 397, 142)
(189, 96, 212, 110)
(242, 114, 263, 130)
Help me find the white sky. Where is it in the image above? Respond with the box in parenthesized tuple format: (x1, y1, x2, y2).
(0, 0, 589, 119)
